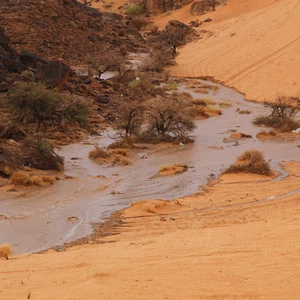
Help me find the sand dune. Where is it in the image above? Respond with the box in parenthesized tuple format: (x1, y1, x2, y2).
(169, 0, 300, 101)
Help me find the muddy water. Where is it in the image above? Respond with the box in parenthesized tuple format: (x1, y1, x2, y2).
(0, 80, 299, 254)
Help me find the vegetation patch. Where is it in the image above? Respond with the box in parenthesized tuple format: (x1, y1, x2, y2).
(0, 244, 12, 260)
(253, 95, 300, 132)
(224, 150, 272, 176)
(158, 164, 188, 176)
(10, 171, 56, 186)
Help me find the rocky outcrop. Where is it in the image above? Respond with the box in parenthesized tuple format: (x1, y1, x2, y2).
(144, 0, 193, 14)
(0, 0, 144, 65)
(190, 0, 227, 16)
(164, 20, 199, 45)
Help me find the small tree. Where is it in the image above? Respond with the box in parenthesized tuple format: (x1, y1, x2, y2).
(88, 51, 126, 79)
(147, 97, 196, 140)
(253, 95, 300, 131)
(115, 99, 145, 138)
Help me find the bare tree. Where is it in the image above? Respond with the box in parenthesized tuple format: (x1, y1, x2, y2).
(147, 97, 196, 139)
(115, 99, 145, 138)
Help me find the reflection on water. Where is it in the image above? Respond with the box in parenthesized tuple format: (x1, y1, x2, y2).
(0, 80, 299, 254)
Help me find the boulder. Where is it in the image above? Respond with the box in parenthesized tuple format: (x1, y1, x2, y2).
(144, 0, 193, 14)
(37, 60, 71, 90)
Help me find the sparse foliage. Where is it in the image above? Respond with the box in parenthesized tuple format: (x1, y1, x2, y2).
(253, 95, 300, 131)
(23, 136, 64, 171)
(146, 97, 196, 140)
(88, 51, 126, 78)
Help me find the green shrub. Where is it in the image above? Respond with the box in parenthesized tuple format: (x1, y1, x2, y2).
(125, 4, 143, 16)
(6, 82, 89, 129)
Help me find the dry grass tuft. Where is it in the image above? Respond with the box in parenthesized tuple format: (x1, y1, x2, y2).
(116, 156, 132, 166)
(0, 244, 13, 260)
(41, 175, 56, 185)
(219, 101, 232, 107)
(224, 150, 272, 176)
(89, 147, 109, 159)
(10, 171, 29, 185)
(191, 98, 207, 106)
(28, 175, 44, 186)
(108, 149, 128, 157)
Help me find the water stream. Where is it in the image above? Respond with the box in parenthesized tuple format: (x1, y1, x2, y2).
(0, 80, 299, 254)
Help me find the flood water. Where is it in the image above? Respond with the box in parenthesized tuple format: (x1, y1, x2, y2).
(0, 80, 299, 254)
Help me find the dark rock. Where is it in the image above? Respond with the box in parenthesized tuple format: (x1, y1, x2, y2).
(204, 18, 212, 22)
(37, 60, 71, 90)
(20, 50, 47, 67)
(96, 95, 110, 104)
(0, 27, 10, 46)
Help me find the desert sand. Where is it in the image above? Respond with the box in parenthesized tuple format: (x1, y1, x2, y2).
(167, 0, 300, 101)
(0, 161, 299, 299)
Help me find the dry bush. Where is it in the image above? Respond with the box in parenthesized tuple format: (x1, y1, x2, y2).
(238, 109, 251, 114)
(41, 175, 56, 185)
(205, 106, 222, 115)
(108, 149, 128, 157)
(191, 98, 207, 106)
(0, 244, 13, 260)
(89, 147, 109, 159)
(219, 101, 232, 107)
(191, 106, 210, 118)
(27, 175, 44, 186)
(108, 137, 134, 149)
(116, 156, 131, 166)
(170, 91, 193, 100)
(195, 88, 209, 94)
(256, 129, 277, 138)
(10, 171, 29, 185)
(203, 98, 216, 106)
(224, 150, 272, 176)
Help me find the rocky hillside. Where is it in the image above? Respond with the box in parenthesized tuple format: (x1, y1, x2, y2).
(0, 0, 144, 65)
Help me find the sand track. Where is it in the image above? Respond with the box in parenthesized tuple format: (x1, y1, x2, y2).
(170, 0, 300, 101)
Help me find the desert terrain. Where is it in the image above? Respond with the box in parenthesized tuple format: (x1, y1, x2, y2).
(169, 0, 300, 101)
(0, 0, 300, 299)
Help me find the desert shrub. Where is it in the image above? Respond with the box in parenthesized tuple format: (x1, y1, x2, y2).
(125, 4, 143, 16)
(89, 147, 109, 159)
(6, 82, 89, 129)
(256, 129, 277, 138)
(191, 98, 207, 106)
(108, 149, 128, 157)
(20, 70, 35, 81)
(237, 109, 251, 114)
(108, 137, 135, 149)
(115, 156, 131, 166)
(205, 106, 222, 115)
(23, 136, 64, 171)
(27, 175, 44, 186)
(224, 150, 272, 176)
(253, 95, 300, 132)
(0, 244, 13, 260)
(219, 101, 232, 107)
(10, 171, 29, 185)
(41, 175, 56, 184)
(191, 106, 210, 118)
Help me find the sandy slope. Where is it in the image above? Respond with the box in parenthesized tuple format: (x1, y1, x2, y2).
(168, 0, 300, 101)
(1, 162, 299, 299)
